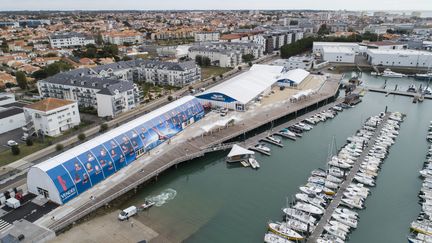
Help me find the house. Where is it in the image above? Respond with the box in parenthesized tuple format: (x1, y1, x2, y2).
(0, 72, 16, 88)
(23, 98, 80, 137)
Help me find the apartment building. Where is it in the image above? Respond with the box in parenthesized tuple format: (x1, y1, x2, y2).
(272, 56, 314, 71)
(102, 30, 144, 45)
(188, 42, 264, 67)
(49, 32, 95, 49)
(194, 32, 220, 42)
(23, 98, 80, 137)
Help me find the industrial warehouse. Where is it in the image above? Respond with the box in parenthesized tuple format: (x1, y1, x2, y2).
(196, 64, 312, 111)
(27, 96, 204, 204)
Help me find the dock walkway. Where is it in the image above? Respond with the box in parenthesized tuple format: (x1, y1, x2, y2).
(367, 87, 431, 100)
(306, 113, 390, 242)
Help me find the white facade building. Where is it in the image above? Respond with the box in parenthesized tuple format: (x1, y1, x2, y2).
(0, 108, 25, 134)
(194, 32, 220, 42)
(322, 46, 356, 63)
(313, 42, 361, 54)
(196, 64, 285, 111)
(272, 56, 314, 71)
(23, 98, 80, 137)
(366, 49, 432, 68)
(49, 32, 95, 49)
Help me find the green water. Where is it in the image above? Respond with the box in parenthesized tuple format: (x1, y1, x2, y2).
(122, 75, 432, 243)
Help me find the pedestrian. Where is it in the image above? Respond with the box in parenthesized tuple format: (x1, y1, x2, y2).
(131, 221, 134, 228)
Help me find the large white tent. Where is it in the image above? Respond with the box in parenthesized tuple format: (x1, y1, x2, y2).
(277, 68, 310, 87)
(196, 64, 285, 111)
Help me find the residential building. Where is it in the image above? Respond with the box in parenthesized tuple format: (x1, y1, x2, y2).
(0, 93, 26, 134)
(188, 42, 264, 67)
(49, 32, 95, 49)
(23, 98, 80, 137)
(102, 30, 144, 45)
(194, 32, 220, 42)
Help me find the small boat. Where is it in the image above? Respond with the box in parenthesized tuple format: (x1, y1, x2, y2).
(282, 208, 317, 225)
(248, 157, 260, 169)
(324, 225, 347, 240)
(415, 73, 432, 81)
(411, 220, 432, 235)
(382, 68, 406, 78)
(407, 84, 417, 93)
(331, 106, 343, 112)
(141, 200, 155, 210)
(285, 218, 313, 233)
(293, 202, 324, 215)
(295, 193, 325, 209)
(332, 212, 358, 228)
(268, 222, 304, 241)
(311, 169, 327, 177)
(267, 135, 282, 144)
(328, 220, 351, 233)
(264, 232, 294, 243)
(335, 207, 358, 218)
(255, 143, 271, 152)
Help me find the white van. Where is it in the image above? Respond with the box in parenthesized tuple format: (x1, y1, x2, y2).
(118, 206, 137, 220)
(5, 198, 20, 209)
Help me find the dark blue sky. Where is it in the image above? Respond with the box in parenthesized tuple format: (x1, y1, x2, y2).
(2, 0, 431, 11)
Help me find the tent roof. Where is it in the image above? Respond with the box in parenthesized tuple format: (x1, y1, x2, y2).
(278, 69, 310, 84)
(227, 144, 255, 157)
(196, 64, 284, 104)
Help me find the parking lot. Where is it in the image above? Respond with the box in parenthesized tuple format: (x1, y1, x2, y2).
(0, 128, 24, 153)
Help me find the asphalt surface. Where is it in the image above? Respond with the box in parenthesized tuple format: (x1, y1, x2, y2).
(1, 194, 58, 224)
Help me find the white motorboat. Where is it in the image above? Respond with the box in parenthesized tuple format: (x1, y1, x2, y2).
(328, 220, 351, 233)
(295, 193, 325, 209)
(324, 225, 347, 240)
(318, 234, 345, 243)
(255, 143, 271, 152)
(382, 69, 406, 78)
(335, 207, 358, 218)
(311, 169, 327, 177)
(248, 157, 260, 169)
(285, 218, 313, 233)
(326, 175, 343, 184)
(328, 159, 352, 169)
(308, 176, 326, 186)
(331, 106, 343, 112)
(354, 175, 375, 187)
(411, 220, 432, 235)
(141, 200, 155, 210)
(268, 222, 304, 241)
(325, 180, 339, 190)
(293, 202, 324, 215)
(341, 197, 363, 209)
(267, 135, 282, 144)
(264, 232, 294, 243)
(282, 208, 317, 225)
(328, 167, 345, 178)
(299, 185, 322, 195)
(332, 212, 358, 228)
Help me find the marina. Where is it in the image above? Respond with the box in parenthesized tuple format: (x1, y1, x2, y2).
(53, 89, 432, 243)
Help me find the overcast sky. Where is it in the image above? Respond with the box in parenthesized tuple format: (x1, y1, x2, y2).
(1, 0, 431, 11)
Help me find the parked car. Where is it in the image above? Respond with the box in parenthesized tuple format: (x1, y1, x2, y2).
(118, 206, 137, 220)
(7, 140, 18, 147)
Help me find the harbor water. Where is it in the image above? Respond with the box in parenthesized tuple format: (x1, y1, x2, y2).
(120, 74, 432, 243)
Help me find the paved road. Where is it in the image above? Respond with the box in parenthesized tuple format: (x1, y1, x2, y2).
(306, 113, 390, 242)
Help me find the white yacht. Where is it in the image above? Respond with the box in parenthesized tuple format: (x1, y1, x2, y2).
(381, 69, 406, 78)
(293, 202, 324, 215)
(267, 222, 304, 241)
(324, 225, 347, 240)
(332, 212, 358, 228)
(267, 135, 282, 144)
(282, 208, 317, 225)
(255, 143, 271, 152)
(264, 233, 294, 243)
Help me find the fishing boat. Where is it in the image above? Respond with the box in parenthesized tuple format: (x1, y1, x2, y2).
(267, 222, 304, 241)
(382, 68, 406, 78)
(264, 232, 294, 243)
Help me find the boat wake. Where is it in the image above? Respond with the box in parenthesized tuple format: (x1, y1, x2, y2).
(145, 188, 177, 207)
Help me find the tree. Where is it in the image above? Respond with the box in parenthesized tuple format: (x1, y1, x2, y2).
(238, 66, 242, 71)
(11, 145, 20, 155)
(99, 123, 108, 133)
(195, 55, 203, 66)
(248, 61, 253, 67)
(55, 143, 64, 151)
(317, 24, 330, 35)
(219, 74, 223, 79)
(78, 133, 86, 141)
(15, 71, 28, 90)
(242, 54, 255, 63)
(26, 138, 33, 146)
(167, 95, 174, 101)
(95, 33, 104, 45)
(212, 76, 217, 82)
(202, 57, 211, 67)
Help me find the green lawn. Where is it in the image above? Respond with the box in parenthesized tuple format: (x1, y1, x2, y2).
(201, 67, 233, 80)
(0, 141, 49, 166)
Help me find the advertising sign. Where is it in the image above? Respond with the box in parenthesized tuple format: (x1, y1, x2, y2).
(90, 145, 116, 178)
(46, 165, 77, 204)
(103, 139, 126, 171)
(62, 158, 92, 194)
(77, 150, 105, 185)
(114, 134, 136, 164)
